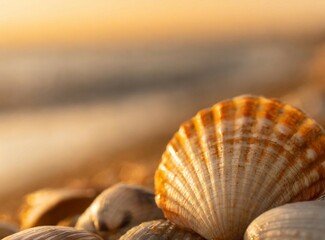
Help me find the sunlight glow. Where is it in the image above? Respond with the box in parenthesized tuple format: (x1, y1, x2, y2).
(0, 1, 325, 47)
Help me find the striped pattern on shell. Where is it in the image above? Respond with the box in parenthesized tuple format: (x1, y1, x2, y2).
(245, 201, 325, 239)
(3, 226, 103, 240)
(120, 220, 204, 240)
(155, 95, 325, 240)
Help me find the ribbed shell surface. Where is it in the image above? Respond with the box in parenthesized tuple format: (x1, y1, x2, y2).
(3, 226, 103, 240)
(155, 95, 325, 240)
(120, 220, 204, 240)
(244, 201, 325, 240)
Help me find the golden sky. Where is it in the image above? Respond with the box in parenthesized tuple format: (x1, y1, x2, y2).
(1, 1, 325, 48)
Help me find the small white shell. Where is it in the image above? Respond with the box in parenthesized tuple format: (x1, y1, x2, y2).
(244, 201, 325, 240)
(3, 226, 103, 240)
(155, 95, 325, 240)
(120, 220, 204, 240)
(76, 183, 164, 239)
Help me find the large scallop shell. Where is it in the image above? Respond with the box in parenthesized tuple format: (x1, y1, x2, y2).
(76, 183, 164, 239)
(244, 201, 325, 239)
(155, 95, 325, 240)
(120, 220, 204, 240)
(20, 188, 97, 229)
(3, 226, 103, 240)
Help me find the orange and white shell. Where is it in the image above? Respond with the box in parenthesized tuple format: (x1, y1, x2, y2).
(3, 226, 103, 240)
(120, 220, 204, 240)
(244, 201, 325, 240)
(155, 95, 325, 240)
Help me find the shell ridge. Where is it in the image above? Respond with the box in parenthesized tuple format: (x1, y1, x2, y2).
(208, 107, 236, 238)
(246, 100, 310, 218)
(23, 229, 46, 239)
(258, 146, 323, 214)
(252, 146, 295, 216)
(176, 126, 215, 232)
(50, 229, 78, 239)
(42, 227, 73, 240)
(233, 96, 260, 236)
(232, 98, 320, 231)
(227, 97, 258, 237)
(235, 97, 324, 235)
(120, 220, 205, 239)
(159, 150, 201, 215)
(211, 104, 227, 238)
(228, 99, 240, 239)
(241, 106, 275, 226)
(193, 112, 219, 236)
(158, 179, 199, 223)
(165, 139, 213, 230)
(289, 165, 325, 202)
(156, 163, 201, 224)
(251, 149, 296, 217)
(244, 98, 285, 223)
(210, 105, 226, 236)
(275, 115, 314, 156)
(213, 98, 244, 239)
(260, 122, 325, 208)
(156, 163, 208, 229)
(212, 102, 233, 239)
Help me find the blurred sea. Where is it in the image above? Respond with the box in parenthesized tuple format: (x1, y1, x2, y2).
(0, 39, 312, 110)
(0, 36, 323, 215)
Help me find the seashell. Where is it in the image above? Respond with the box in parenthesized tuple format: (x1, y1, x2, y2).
(0, 221, 19, 239)
(155, 95, 325, 240)
(76, 183, 164, 239)
(20, 188, 97, 229)
(244, 201, 325, 240)
(3, 226, 103, 240)
(120, 220, 205, 240)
